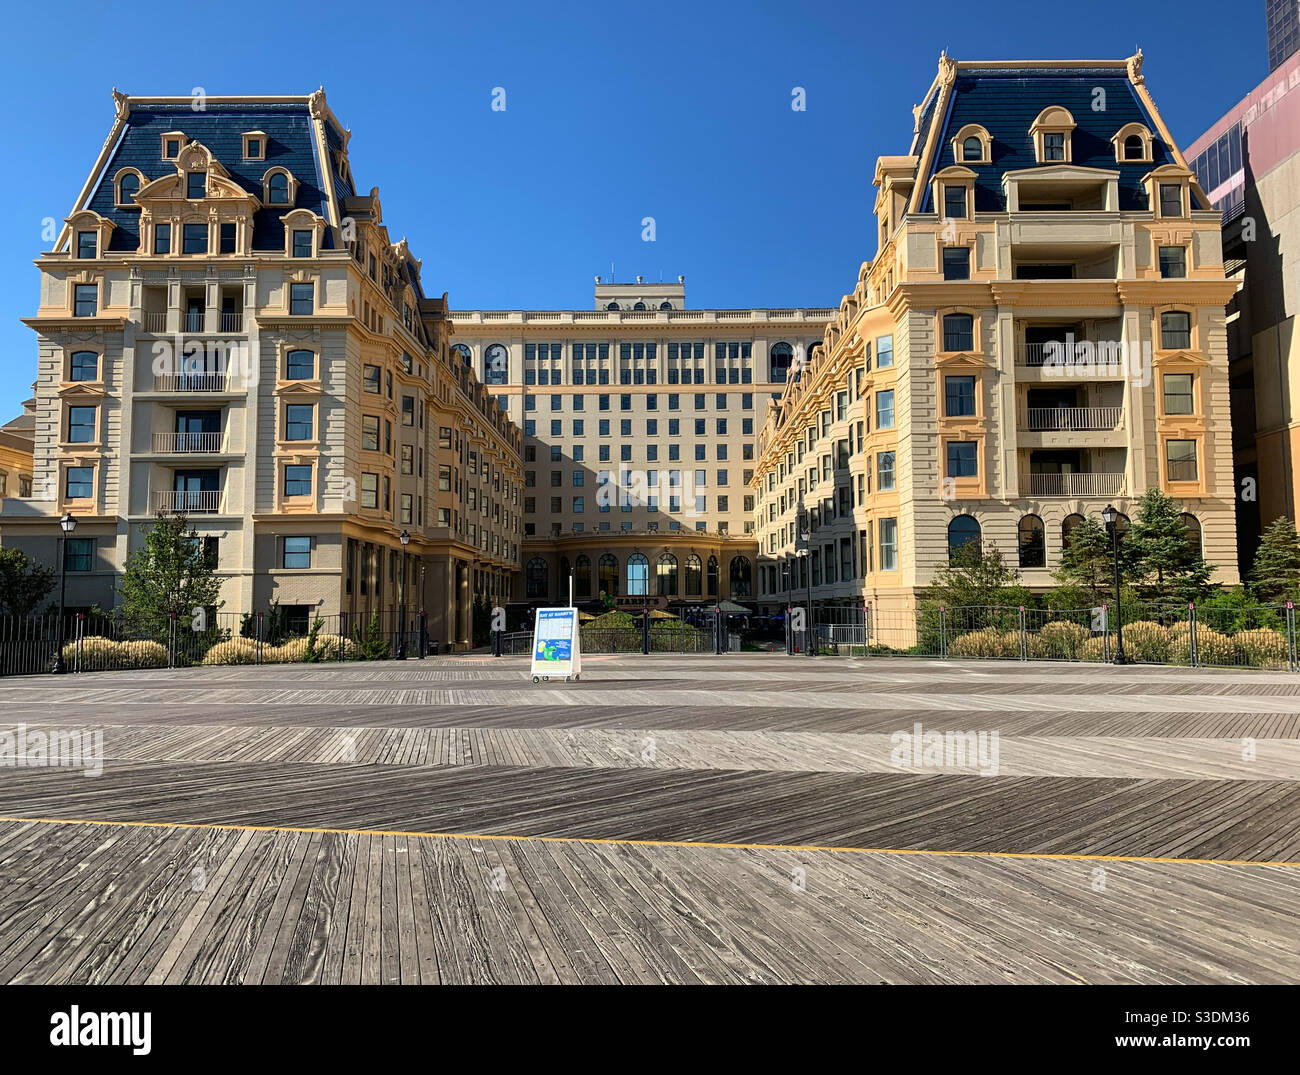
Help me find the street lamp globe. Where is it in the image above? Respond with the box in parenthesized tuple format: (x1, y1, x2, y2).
(1101, 504, 1117, 527)
(399, 529, 410, 546)
(60, 512, 77, 534)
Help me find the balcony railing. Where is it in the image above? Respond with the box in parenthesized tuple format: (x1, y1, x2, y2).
(1018, 340, 1118, 367)
(152, 372, 228, 392)
(143, 313, 167, 333)
(153, 490, 221, 514)
(151, 432, 224, 453)
(1025, 472, 1126, 497)
(1023, 406, 1123, 431)
(220, 312, 243, 332)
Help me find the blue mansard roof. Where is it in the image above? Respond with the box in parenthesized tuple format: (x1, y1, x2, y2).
(919, 66, 1175, 213)
(84, 99, 340, 253)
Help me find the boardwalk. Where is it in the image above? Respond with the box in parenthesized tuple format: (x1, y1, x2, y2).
(0, 655, 1298, 983)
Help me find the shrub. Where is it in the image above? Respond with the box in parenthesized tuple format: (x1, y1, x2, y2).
(116, 639, 169, 669)
(1036, 621, 1090, 660)
(201, 638, 262, 665)
(949, 627, 1021, 659)
(270, 637, 312, 663)
(1079, 636, 1109, 662)
(1234, 628, 1289, 669)
(59, 636, 119, 669)
(1170, 627, 1236, 666)
(1119, 621, 1172, 664)
(312, 633, 358, 660)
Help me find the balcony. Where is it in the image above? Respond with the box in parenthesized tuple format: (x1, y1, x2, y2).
(143, 312, 167, 333)
(1023, 406, 1122, 432)
(220, 312, 243, 332)
(1025, 472, 1126, 497)
(153, 489, 222, 514)
(152, 372, 228, 392)
(152, 432, 224, 453)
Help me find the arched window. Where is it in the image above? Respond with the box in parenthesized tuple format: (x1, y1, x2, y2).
(770, 342, 794, 383)
(525, 557, 548, 600)
(656, 553, 678, 595)
(1160, 311, 1191, 350)
(117, 171, 140, 206)
(574, 555, 592, 598)
(1180, 513, 1202, 557)
(659, 301, 672, 310)
(483, 343, 508, 385)
(962, 136, 983, 162)
(1124, 134, 1145, 160)
(1062, 513, 1085, 548)
(451, 342, 472, 368)
(707, 555, 720, 597)
(633, 301, 646, 311)
(942, 313, 974, 352)
(729, 555, 752, 598)
(1018, 514, 1046, 568)
(599, 553, 618, 596)
(627, 553, 649, 595)
(684, 554, 702, 596)
(948, 515, 981, 562)
(605, 302, 620, 310)
(267, 171, 291, 205)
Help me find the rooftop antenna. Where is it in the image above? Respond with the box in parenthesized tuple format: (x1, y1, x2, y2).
(610, 261, 615, 284)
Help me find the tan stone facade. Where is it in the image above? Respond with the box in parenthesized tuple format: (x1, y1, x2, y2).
(753, 55, 1240, 611)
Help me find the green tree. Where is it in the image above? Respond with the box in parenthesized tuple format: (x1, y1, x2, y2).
(1128, 488, 1215, 602)
(1250, 516, 1300, 603)
(117, 511, 222, 639)
(0, 547, 56, 618)
(1053, 514, 1134, 605)
(926, 541, 1027, 609)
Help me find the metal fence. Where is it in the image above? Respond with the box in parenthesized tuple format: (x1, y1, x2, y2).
(783, 602, 1300, 670)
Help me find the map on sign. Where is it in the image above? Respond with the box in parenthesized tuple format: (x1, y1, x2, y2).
(531, 607, 582, 682)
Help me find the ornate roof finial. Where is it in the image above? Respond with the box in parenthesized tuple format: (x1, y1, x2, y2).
(1128, 49, 1145, 85)
(111, 88, 130, 119)
(938, 50, 957, 85)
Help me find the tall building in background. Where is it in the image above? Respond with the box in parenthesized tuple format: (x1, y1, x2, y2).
(1267, 0, 1300, 71)
(450, 282, 832, 606)
(0, 91, 522, 649)
(0, 396, 35, 506)
(753, 53, 1239, 612)
(1186, 41, 1300, 575)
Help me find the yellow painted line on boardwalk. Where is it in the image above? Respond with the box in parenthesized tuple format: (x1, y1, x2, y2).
(1, 814, 1297, 869)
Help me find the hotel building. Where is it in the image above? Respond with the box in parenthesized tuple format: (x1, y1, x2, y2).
(0, 91, 523, 649)
(753, 53, 1240, 611)
(450, 281, 833, 606)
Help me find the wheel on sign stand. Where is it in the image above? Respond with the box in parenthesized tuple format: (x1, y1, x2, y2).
(543, 676, 550, 682)
(573, 674, 580, 681)
(531, 675, 539, 684)
(564, 676, 571, 683)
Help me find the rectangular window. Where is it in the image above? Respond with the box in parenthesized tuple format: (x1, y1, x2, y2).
(289, 283, 314, 315)
(284, 464, 312, 496)
(1163, 373, 1194, 415)
(400, 493, 413, 524)
(77, 231, 96, 259)
(1159, 183, 1183, 217)
(947, 441, 978, 477)
(1043, 132, 1065, 161)
(876, 334, 893, 368)
(402, 395, 415, 426)
(1166, 439, 1198, 481)
(944, 375, 976, 416)
(187, 172, 206, 199)
(183, 223, 208, 254)
(942, 247, 970, 280)
(361, 414, 380, 451)
(64, 538, 94, 573)
(74, 284, 97, 317)
(219, 223, 236, 253)
(363, 365, 381, 393)
(283, 536, 312, 569)
(292, 229, 313, 258)
(943, 184, 967, 219)
(286, 349, 314, 379)
(1158, 246, 1186, 279)
(875, 390, 895, 430)
(65, 466, 94, 499)
(877, 451, 896, 491)
(69, 351, 98, 381)
(67, 405, 96, 443)
(879, 518, 898, 571)
(285, 404, 314, 441)
(154, 224, 171, 255)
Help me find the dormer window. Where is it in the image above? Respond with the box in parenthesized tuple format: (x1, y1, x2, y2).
(292, 229, 313, 258)
(1159, 182, 1184, 217)
(243, 131, 266, 160)
(77, 231, 97, 259)
(951, 124, 992, 165)
(943, 183, 967, 219)
(114, 169, 142, 208)
(1112, 123, 1154, 163)
(186, 172, 206, 199)
(160, 132, 187, 160)
(1030, 107, 1076, 164)
(263, 168, 297, 207)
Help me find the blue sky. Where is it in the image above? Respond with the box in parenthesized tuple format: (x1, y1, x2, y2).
(0, 0, 1268, 417)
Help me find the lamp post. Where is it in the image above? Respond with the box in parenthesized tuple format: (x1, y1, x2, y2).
(1101, 504, 1126, 665)
(396, 529, 410, 659)
(797, 509, 813, 658)
(51, 512, 77, 674)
